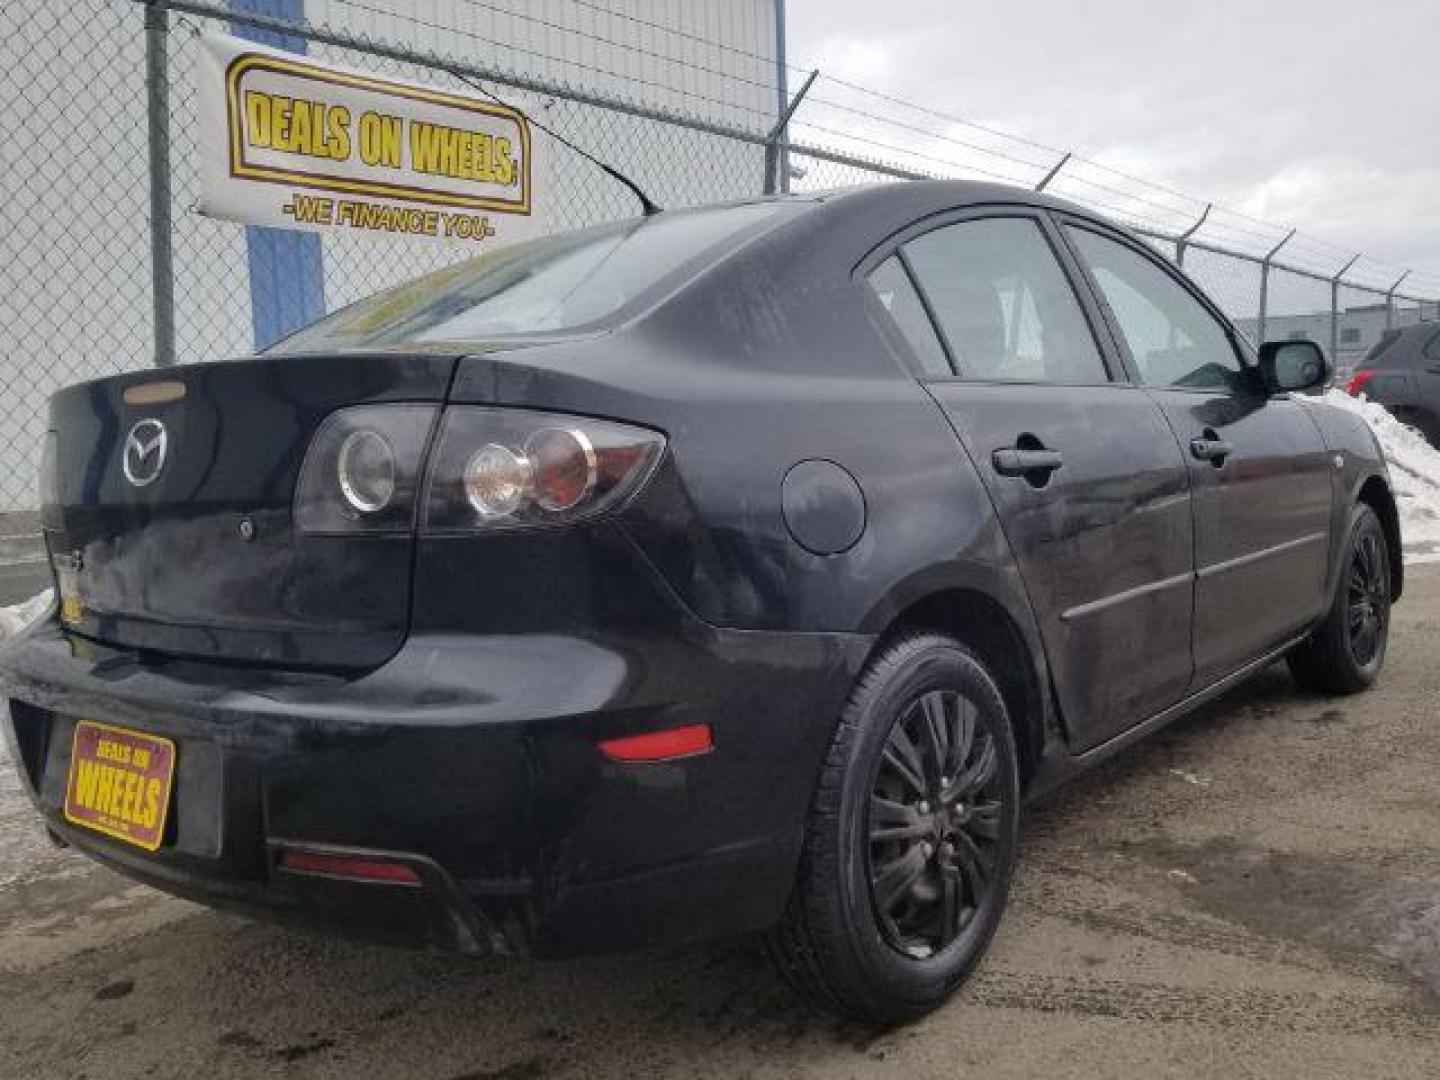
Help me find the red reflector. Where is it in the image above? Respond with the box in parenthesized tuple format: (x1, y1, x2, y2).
(600, 723, 713, 762)
(1347, 369, 1376, 396)
(278, 849, 422, 886)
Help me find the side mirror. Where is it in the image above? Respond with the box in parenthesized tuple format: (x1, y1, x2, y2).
(1258, 339, 1332, 394)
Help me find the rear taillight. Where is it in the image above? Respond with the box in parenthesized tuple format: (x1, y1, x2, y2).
(294, 405, 439, 534)
(421, 407, 665, 533)
(1347, 369, 1376, 396)
(294, 405, 664, 535)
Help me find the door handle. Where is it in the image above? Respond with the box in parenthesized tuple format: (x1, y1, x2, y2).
(1189, 434, 1233, 463)
(992, 446, 1064, 477)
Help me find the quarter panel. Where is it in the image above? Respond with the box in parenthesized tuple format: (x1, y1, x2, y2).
(1294, 395, 1402, 600)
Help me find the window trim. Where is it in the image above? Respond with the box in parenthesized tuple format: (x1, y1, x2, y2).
(854, 205, 1128, 388)
(860, 253, 956, 378)
(1054, 214, 1258, 395)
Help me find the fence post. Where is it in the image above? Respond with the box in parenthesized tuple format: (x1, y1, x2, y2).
(1174, 203, 1211, 269)
(144, 0, 175, 367)
(1329, 254, 1360, 365)
(1256, 228, 1295, 344)
(1385, 270, 1410, 332)
(763, 68, 818, 195)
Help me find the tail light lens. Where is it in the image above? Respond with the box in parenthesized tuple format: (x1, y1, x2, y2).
(294, 405, 438, 534)
(1346, 369, 1376, 396)
(422, 407, 664, 533)
(294, 405, 664, 535)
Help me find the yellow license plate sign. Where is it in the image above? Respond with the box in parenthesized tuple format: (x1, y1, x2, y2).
(63, 721, 176, 851)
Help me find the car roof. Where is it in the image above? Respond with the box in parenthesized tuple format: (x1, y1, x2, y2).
(804, 179, 1108, 224)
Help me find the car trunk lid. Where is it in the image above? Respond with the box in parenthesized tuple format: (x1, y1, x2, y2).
(44, 352, 459, 670)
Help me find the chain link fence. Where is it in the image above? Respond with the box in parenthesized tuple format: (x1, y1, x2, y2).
(3, 0, 1439, 530)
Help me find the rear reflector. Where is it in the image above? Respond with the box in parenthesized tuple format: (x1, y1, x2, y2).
(277, 849, 422, 886)
(599, 723, 714, 762)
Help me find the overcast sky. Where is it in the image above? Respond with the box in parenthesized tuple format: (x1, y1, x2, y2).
(787, 0, 1440, 282)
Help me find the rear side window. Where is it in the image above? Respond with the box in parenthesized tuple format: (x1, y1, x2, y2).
(1067, 227, 1242, 391)
(865, 256, 951, 377)
(901, 218, 1110, 384)
(269, 203, 791, 353)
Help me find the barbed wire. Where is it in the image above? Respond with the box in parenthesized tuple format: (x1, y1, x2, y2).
(792, 68, 1434, 285)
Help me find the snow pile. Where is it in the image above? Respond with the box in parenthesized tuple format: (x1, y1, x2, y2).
(0, 589, 51, 643)
(1317, 389, 1440, 550)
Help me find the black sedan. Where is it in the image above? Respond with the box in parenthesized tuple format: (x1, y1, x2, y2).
(0, 182, 1400, 1023)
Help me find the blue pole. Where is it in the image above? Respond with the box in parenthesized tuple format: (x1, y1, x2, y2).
(229, 0, 326, 350)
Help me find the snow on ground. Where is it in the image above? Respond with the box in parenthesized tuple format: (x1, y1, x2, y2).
(0, 589, 49, 643)
(0, 391, 1437, 640)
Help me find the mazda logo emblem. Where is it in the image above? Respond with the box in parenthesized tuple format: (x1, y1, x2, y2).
(122, 419, 168, 487)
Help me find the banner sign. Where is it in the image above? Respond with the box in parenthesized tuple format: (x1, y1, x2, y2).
(199, 33, 549, 245)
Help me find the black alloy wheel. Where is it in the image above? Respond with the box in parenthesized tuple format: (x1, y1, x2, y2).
(1289, 502, 1391, 694)
(1346, 527, 1388, 668)
(768, 633, 1020, 1023)
(867, 688, 1003, 959)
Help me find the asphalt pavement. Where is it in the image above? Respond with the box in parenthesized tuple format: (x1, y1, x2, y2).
(2, 568, 1439, 1079)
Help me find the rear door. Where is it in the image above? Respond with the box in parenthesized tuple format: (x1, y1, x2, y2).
(1061, 220, 1334, 685)
(867, 210, 1195, 751)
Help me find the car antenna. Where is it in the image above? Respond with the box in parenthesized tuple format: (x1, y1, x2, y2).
(446, 69, 662, 218)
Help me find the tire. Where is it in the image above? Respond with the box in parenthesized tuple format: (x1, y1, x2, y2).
(1288, 502, 1391, 694)
(767, 633, 1021, 1023)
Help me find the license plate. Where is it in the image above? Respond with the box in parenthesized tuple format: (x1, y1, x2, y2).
(63, 721, 176, 852)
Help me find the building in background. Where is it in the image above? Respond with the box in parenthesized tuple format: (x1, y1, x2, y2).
(0, 0, 786, 513)
(1235, 305, 1435, 373)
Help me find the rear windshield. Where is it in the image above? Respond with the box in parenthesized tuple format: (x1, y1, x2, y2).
(268, 202, 791, 354)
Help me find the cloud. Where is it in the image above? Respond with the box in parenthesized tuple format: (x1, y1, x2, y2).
(786, 0, 1440, 283)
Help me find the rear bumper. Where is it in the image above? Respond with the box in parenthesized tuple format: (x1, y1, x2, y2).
(1, 616, 867, 956)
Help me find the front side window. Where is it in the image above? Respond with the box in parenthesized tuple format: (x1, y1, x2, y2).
(900, 217, 1109, 384)
(1067, 227, 1243, 391)
(864, 255, 951, 377)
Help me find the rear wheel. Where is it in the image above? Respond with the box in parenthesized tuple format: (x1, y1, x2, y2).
(767, 634, 1020, 1023)
(1289, 503, 1391, 694)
